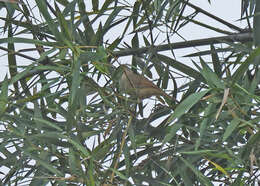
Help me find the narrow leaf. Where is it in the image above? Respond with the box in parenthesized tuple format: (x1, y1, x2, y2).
(36, 0, 63, 41)
(162, 124, 183, 144)
(180, 157, 213, 186)
(253, 1, 260, 46)
(210, 44, 222, 77)
(0, 76, 8, 116)
(222, 118, 240, 142)
(232, 47, 260, 82)
(199, 57, 224, 89)
(167, 89, 210, 124)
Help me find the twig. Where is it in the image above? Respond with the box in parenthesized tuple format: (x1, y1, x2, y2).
(186, 2, 244, 32)
(110, 116, 133, 183)
(112, 32, 253, 57)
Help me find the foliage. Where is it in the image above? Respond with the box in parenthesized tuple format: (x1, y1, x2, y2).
(0, 0, 259, 185)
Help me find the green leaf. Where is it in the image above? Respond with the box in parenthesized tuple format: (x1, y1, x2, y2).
(34, 118, 63, 131)
(69, 57, 81, 106)
(157, 54, 203, 81)
(184, 48, 233, 58)
(162, 123, 183, 144)
(162, 65, 169, 89)
(232, 47, 260, 83)
(92, 0, 98, 11)
(92, 139, 113, 161)
(35, 0, 63, 42)
(180, 157, 213, 186)
(102, 6, 123, 35)
(253, 1, 260, 46)
(180, 150, 216, 155)
(65, 136, 90, 158)
(68, 149, 81, 174)
(198, 57, 224, 89)
(0, 37, 58, 47)
(241, 130, 260, 159)
(80, 47, 107, 65)
(128, 125, 136, 152)
(167, 89, 210, 124)
(0, 76, 8, 117)
(24, 151, 63, 177)
(93, 46, 108, 74)
(210, 44, 222, 77)
(88, 159, 95, 186)
(109, 168, 130, 182)
(195, 103, 215, 150)
(54, 2, 72, 41)
(7, 25, 18, 94)
(234, 83, 260, 102)
(222, 118, 240, 141)
(56, 0, 69, 6)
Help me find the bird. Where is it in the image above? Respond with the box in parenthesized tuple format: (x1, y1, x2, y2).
(119, 65, 174, 102)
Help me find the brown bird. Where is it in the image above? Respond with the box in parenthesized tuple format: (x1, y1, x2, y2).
(119, 65, 173, 101)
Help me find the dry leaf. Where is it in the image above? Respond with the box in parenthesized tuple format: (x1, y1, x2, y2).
(216, 88, 229, 120)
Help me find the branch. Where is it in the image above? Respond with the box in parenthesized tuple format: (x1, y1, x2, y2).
(112, 32, 253, 57)
(0, 32, 253, 88)
(186, 2, 244, 32)
(0, 46, 37, 61)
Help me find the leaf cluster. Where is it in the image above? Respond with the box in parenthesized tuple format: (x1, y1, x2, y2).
(0, 0, 259, 185)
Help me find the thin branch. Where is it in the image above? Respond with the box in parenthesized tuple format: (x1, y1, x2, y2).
(110, 116, 133, 183)
(186, 2, 244, 32)
(0, 46, 37, 61)
(182, 15, 233, 35)
(111, 32, 253, 57)
(0, 32, 253, 87)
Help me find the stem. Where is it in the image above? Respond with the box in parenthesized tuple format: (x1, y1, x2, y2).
(111, 32, 252, 57)
(110, 115, 133, 183)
